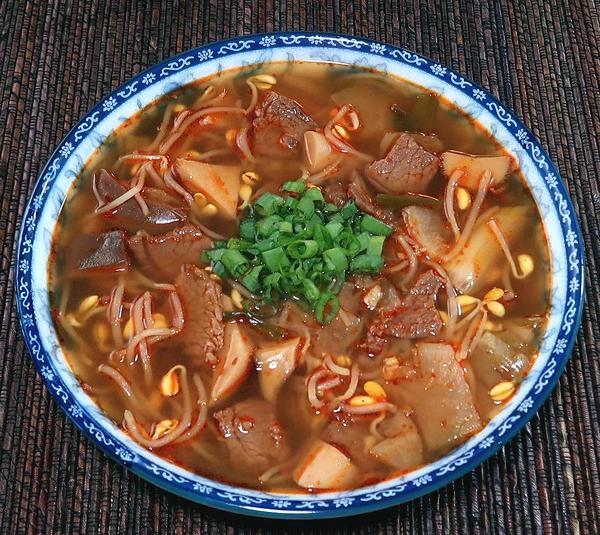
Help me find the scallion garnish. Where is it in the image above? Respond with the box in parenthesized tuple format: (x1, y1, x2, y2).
(206, 179, 392, 324)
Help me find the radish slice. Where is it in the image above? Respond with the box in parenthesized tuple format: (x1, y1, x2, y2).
(210, 323, 254, 404)
(255, 337, 301, 403)
(175, 159, 241, 219)
(441, 151, 513, 190)
(293, 440, 358, 490)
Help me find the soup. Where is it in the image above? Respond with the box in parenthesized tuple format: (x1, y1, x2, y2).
(50, 62, 550, 492)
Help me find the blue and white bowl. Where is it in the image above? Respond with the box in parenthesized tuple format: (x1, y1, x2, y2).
(15, 32, 585, 518)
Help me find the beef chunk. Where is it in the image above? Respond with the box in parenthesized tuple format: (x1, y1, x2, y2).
(365, 133, 439, 194)
(67, 230, 129, 272)
(174, 265, 224, 358)
(362, 270, 444, 355)
(322, 181, 349, 208)
(128, 225, 212, 281)
(214, 399, 290, 475)
(93, 169, 186, 232)
(347, 173, 394, 222)
(252, 91, 317, 157)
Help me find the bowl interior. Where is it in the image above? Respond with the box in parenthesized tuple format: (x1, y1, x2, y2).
(16, 33, 585, 518)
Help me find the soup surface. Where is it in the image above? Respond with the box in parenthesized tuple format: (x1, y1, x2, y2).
(51, 62, 550, 492)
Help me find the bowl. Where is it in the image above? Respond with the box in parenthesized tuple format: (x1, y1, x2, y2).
(15, 32, 585, 519)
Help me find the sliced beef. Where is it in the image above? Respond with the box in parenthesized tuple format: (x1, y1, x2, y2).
(67, 230, 129, 272)
(93, 169, 187, 233)
(252, 91, 318, 157)
(362, 270, 444, 355)
(321, 419, 378, 469)
(128, 225, 213, 281)
(365, 133, 439, 195)
(174, 264, 224, 358)
(322, 180, 349, 208)
(214, 399, 290, 475)
(347, 175, 394, 222)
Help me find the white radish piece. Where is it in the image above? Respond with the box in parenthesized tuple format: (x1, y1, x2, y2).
(303, 131, 337, 173)
(445, 206, 529, 293)
(175, 159, 241, 219)
(412, 342, 482, 451)
(402, 205, 451, 260)
(293, 440, 358, 490)
(370, 413, 424, 470)
(210, 323, 254, 404)
(441, 151, 513, 190)
(255, 337, 301, 403)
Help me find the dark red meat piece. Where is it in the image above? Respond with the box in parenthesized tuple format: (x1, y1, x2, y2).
(173, 264, 224, 359)
(365, 133, 439, 194)
(67, 230, 129, 272)
(128, 225, 212, 281)
(214, 399, 290, 475)
(362, 270, 444, 355)
(93, 169, 186, 233)
(252, 91, 317, 157)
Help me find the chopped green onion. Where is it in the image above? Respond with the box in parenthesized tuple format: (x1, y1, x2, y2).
(205, 181, 391, 324)
(325, 220, 344, 239)
(262, 247, 290, 272)
(315, 292, 340, 324)
(350, 254, 384, 273)
(241, 265, 263, 293)
(282, 179, 307, 194)
(323, 247, 348, 272)
(239, 220, 256, 241)
(302, 278, 321, 304)
(367, 235, 386, 257)
(220, 249, 249, 277)
(254, 193, 284, 215)
(303, 187, 324, 203)
(297, 196, 315, 218)
(287, 240, 319, 259)
(360, 214, 394, 236)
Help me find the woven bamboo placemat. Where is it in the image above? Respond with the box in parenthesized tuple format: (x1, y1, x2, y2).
(1, 1, 598, 533)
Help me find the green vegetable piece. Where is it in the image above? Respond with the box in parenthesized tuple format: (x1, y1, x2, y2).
(302, 278, 321, 304)
(262, 247, 290, 272)
(325, 220, 344, 239)
(323, 247, 349, 272)
(287, 240, 320, 259)
(282, 180, 307, 194)
(304, 187, 324, 203)
(255, 193, 284, 216)
(241, 265, 263, 293)
(367, 235, 386, 257)
(239, 219, 256, 241)
(350, 254, 384, 273)
(315, 292, 340, 324)
(360, 214, 394, 236)
(221, 249, 249, 277)
(297, 195, 315, 218)
(376, 193, 440, 209)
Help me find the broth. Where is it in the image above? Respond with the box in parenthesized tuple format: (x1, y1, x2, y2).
(50, 62, 550, 492)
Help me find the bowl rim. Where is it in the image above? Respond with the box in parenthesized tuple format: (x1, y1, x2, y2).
(14, 31, 586, 519)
